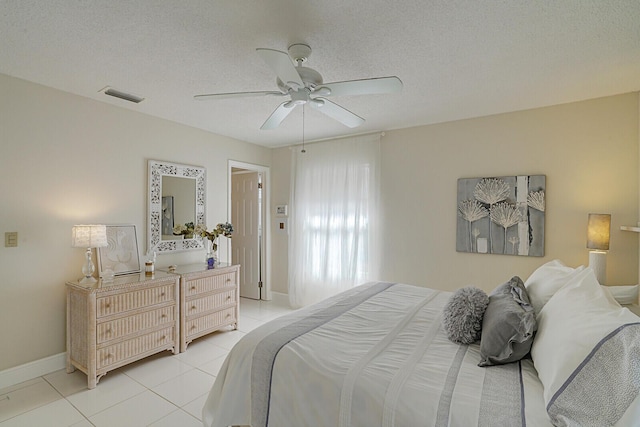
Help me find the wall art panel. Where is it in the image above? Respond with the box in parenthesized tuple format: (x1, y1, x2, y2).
(456, 175, 545, 256)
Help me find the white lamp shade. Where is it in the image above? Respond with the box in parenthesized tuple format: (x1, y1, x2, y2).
(72, 225, 108, 248)
(586, 214, 611, 251)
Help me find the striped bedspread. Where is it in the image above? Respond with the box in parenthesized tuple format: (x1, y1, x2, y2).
(202, 282, 552, 427)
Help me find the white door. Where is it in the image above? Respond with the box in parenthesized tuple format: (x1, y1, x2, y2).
(232, 171, 262, 299)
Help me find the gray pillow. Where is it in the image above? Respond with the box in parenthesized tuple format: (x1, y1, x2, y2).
(442, 286, 490, 344)
(478, 276, 537, 367)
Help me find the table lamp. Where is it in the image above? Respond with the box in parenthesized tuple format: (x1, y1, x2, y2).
(72, 225, 108, 284)
(586, 213, 611, 285)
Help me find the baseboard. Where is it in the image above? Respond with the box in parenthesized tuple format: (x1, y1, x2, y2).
(0, 353, 66, 390)
(268, 291, 287, 304)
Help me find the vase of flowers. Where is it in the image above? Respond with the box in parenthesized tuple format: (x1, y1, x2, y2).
(172, 222, 196, 239)
(199, 222, 234, 268)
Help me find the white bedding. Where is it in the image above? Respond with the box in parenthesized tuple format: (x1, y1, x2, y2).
(202, 282, 553, 427)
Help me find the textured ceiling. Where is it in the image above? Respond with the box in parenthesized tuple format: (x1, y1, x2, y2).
(1, 1, 639, 147)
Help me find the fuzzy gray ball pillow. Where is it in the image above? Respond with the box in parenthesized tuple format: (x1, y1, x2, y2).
(442, 286, 490, 344)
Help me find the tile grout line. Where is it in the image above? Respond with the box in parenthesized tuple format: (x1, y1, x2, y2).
(0, 301, 294, 426)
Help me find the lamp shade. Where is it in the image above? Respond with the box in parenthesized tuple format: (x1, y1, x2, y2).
(586, 214, 611, 250)
(72, 225, 108, 248)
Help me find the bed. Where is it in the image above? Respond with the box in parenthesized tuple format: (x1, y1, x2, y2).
(202, 261, 640, 427)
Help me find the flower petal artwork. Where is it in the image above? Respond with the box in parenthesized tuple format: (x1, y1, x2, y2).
(456, 175, 545, 256)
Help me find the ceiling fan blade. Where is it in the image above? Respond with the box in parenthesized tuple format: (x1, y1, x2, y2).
(309, 98, 364, 128)
(256, 48, 304, 89)
(315, 76, 402, 97)
(260, 102, 296, 130)
(194, 91, 284, 101)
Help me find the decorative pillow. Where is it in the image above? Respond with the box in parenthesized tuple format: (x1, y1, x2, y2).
(523, 259, 585, 316)
(478, 276, 537, 367)
(606, 284, 639, 305)
(531, 267, 640, 426)
(442, 286, 490, 344)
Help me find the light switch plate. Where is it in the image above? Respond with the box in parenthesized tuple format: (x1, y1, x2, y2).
(275, 205, 288, 216)
(5, 232, 18, 247)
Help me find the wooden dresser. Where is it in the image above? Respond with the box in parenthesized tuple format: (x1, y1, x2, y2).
(66, 272, 180, 389)
(167, 263, 240, 352)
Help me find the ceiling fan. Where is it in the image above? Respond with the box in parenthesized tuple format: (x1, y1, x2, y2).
(194, 44, 403, 130)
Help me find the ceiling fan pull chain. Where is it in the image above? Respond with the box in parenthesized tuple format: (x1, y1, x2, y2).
(301, 105, 306, 154)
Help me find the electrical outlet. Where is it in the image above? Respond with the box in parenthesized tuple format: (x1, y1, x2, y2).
(5, 232, 18, 247)
(276, 219, 288, 234)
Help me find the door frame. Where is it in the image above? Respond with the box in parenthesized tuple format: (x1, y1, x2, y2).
(228, 160, 271, 300)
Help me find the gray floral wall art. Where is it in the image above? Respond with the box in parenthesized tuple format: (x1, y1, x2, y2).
(457, 175, 545, 256)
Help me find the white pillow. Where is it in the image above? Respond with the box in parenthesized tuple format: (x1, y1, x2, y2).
(523, 259, 584, 316)
(531, 267, 640, 425)
(606, 284, 639, 305)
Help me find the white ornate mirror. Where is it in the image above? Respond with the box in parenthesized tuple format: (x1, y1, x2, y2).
(148, 160, 206, 253)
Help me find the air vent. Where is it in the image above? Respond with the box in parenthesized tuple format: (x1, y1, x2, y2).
(100, 86, 145, 104)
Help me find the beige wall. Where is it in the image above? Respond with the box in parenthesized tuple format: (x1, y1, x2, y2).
(271, 93, 639, 295)
(0, 73, 271, 371)
(269, 147, 292, 294)
(2, 71, 638, 372)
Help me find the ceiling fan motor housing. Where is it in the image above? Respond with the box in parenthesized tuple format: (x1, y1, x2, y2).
(277, 66, 323, 92)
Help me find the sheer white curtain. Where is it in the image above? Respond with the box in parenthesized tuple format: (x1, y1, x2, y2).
(288, 134, 381, 308)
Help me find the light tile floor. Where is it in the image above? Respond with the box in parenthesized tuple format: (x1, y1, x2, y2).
(0, 297, 294, 427)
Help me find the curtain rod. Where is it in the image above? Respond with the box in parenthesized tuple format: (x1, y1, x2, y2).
(287, 131, 386, 150)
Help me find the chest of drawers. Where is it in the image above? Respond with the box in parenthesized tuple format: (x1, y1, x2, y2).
(66, 272, 179, 388)
(168, 264, 240, 352)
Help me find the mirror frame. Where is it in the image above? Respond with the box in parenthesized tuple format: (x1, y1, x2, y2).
(148, 159, 206, 253)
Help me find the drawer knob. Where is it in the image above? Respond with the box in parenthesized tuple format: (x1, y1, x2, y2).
(226, 313, 231, 318)
(105, 303, 110, 308)
(191, 305, 197, 310)
(226, 278, 231, 282)
(161, 314, 167, 318)
(190, 286, 196, 290)
(191, 325, 196, 330)
(160, 292, 165, 297)
(226, 295, 231, 300)
(106, 329, 112, 334)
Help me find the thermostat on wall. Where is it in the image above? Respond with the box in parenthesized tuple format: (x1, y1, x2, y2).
(276, 205, 288, 216)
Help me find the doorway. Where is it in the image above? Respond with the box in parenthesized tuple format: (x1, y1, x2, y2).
(228, 161, 271, 300)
